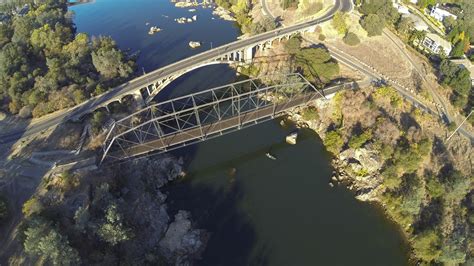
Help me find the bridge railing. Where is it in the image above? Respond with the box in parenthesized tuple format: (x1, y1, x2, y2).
(99, 73, 323, 164)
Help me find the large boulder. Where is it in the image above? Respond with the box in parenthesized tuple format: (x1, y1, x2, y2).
(339, 148, 383, 176)
(159, 210, 208, 265)
(0, 111, 6, 121)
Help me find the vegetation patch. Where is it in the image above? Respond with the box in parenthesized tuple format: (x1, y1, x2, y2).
(0, 0, 136, 118)
(343, 32, 361, 46)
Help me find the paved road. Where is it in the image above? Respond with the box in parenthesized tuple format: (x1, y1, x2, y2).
(262, 0, 473, 143)
(0, 0, 352, 145)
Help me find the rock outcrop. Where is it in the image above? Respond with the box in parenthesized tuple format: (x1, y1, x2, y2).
(159, 210, 209, 265)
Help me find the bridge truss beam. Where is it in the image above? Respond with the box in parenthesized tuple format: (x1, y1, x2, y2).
(100, 73, 325, 165)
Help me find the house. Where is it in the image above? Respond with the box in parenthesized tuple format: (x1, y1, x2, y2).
(451, 59, 474, 86)
(430, 3, 457, 22)
(421, 33, 452, 55)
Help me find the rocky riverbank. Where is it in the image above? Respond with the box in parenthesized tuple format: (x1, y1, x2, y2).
(287, 98, 385, 202)
(288, 87, 473, 264)
(2, 155, 209, 265)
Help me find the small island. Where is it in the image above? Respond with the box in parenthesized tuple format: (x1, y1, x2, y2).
(148, 26, 162, 35)
(189, 41, 202, 48)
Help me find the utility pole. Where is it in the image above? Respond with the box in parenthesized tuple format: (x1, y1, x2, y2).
(446, 110, 473, 142)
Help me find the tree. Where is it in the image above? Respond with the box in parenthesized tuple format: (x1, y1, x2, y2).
(294, 47, 339, 84)
(377, 4, 400, 25)
(411, 230, 441, 262)
(444, 170, 470, 203)
(251, 16, 277, 34)
(92, 37, 133, 79)
(382, 165, 401, 189)
(360, 14, 385, 37)
(74, 206, 90, 233)
(417, 0, 436, 9)
(0, 24, 12, 48)
(343, 32, 360, 46)
(97, 203, 132, 246)
(396, 17, 414, 36)
(331, 11, 347, 35)
(348, 129, 371, 149)
(24, 217, 81, 265)
(284, 36, 302, 54)
(438, 237, 466, 265)
(439, 60, 471, 109)
(359, 0, 389, 15)
(425, 175, 445, 198)
(450, 39, 467, 58)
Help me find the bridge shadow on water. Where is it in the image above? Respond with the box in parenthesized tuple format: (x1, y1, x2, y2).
(162, 140, 297, 265)
(161, 119, 303, 265)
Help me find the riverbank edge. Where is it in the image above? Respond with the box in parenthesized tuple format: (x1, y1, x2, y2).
(285, 102, 417, 262)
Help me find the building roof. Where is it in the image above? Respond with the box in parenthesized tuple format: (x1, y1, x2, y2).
(431, 3, 458, 19)
(425, 33, 452, 51)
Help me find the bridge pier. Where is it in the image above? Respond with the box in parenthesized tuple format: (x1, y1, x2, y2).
(133, 91, 145, 108)
(244, 46, 253, 63)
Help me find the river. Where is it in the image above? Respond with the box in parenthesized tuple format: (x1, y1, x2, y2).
(71, 0, 411, 265)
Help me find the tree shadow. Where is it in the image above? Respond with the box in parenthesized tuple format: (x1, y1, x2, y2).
(0, 116, 81, 262)
(399, 112, 420, 131)
(164, 176, 264, 266)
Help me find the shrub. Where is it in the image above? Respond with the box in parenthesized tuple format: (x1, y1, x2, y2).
(343, 32, 361, 46)
(91, 110, 107, 133)
(301, 106, 319, 121)
(324, 130, 344, 155)
(332, 11, 347, 35)
(348, 130, 372, 149)
(318, 34, 326, 41)
(22, 197, 43, 217)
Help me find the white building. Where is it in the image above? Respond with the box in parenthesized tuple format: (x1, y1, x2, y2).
(422, 33, 452, 55)
(430, 4, 457, 22)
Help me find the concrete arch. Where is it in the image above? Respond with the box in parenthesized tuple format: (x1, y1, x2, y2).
(145, 59, 243, 103)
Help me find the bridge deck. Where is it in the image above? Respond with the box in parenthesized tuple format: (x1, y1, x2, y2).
(105, 93, 318, 162)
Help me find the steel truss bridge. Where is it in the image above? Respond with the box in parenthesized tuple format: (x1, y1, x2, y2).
(99, 74, 340, 164)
